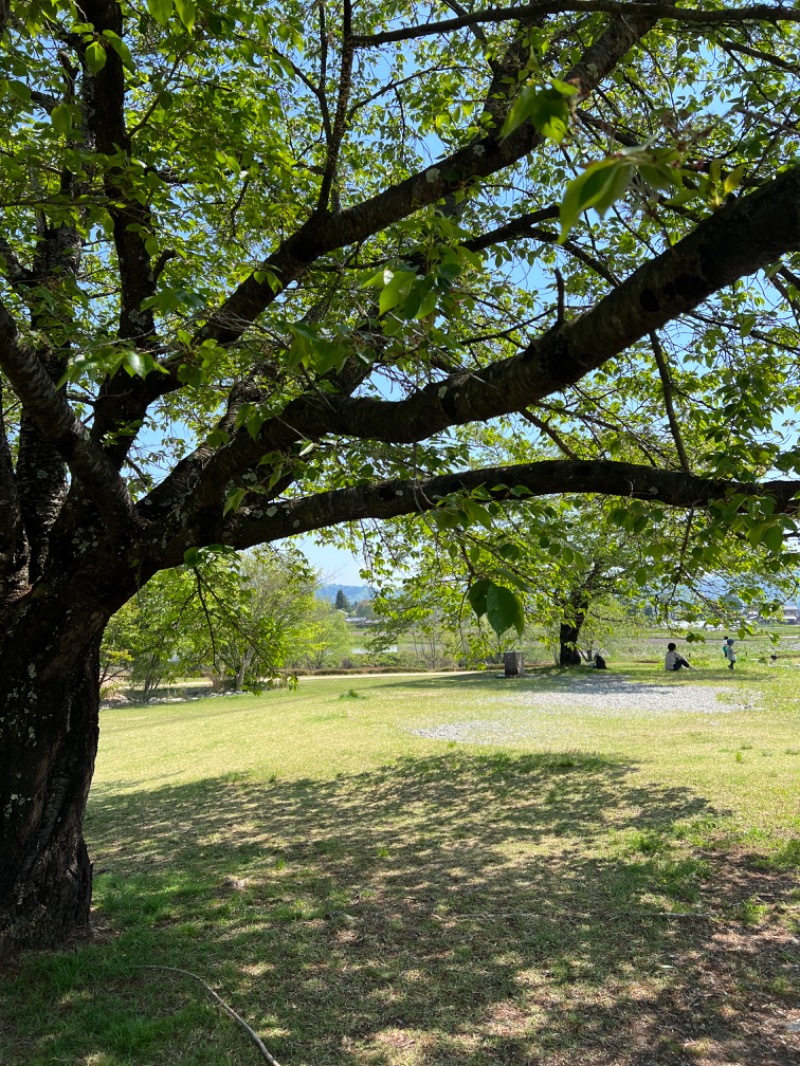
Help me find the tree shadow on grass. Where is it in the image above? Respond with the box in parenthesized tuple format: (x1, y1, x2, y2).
(383, 668, 769, 695)
(3, 752, 798, 1065)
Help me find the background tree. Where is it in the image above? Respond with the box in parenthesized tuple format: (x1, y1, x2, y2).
(287, 599, 354, 670)
(370, 576, 480, 668)
(364, 471, 795, 666)
(334, 589, 352, 613)
(118, 567, 197, 697)
(101, 546, 321, 691)
(184, 547, 321, 690)
(4, 0, 800, 949)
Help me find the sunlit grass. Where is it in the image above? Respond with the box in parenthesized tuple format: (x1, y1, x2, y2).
(2, 662, 799, 1065)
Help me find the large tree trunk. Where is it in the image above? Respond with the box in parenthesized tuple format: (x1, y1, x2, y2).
(558, 593, 589, 667)
(0, 592, 110, 954)
(559, 620, 584, 666)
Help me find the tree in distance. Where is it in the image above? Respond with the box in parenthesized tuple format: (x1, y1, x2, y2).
(3, 0, 800, 949)
(363, 484, 785, 668)
(334, 588, 352, 612)
(101, 546, 335, 694)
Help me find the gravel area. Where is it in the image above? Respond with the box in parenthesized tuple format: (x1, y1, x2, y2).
(410, 673, 761, 745)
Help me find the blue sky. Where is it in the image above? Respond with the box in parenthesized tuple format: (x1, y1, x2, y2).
(295, 535, 366, 585)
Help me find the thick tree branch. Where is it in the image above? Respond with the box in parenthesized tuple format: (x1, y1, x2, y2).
(141, 162, 800, 545)
(80, 0, 157, 344)
(79, 0, 162, 461)
(73, 6, 657, 469)
(0, 303, 139, 536)
(322, 163, 800, 442)
(166, 460, 800, 565)
(351, 3, 800, 48)
(193, 7, 658, 350)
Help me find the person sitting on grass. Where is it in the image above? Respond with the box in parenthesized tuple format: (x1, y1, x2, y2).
(664, 642, 692, 671)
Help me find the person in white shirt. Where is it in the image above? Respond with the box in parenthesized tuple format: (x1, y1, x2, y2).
(665, 642, 692, 671)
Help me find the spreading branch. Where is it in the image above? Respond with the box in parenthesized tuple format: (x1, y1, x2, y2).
(190, 6, 658, 351)
(208, 459, 800, 557)
(650, 332, 691, 473)
(136, 160, 800, 549)
(351, 2, 800, 48)
(0, 302, 139, 535)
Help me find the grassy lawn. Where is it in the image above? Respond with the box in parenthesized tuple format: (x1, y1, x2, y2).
(2, 663, 799, 1064)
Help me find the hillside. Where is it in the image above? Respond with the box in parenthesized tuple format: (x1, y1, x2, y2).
(316, 584, 374, 605)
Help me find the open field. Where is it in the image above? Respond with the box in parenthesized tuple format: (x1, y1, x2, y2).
(2, 663, 799, 1065)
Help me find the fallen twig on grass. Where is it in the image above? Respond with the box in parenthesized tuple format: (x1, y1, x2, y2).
(429, 910, 711, 922)
(141, 965, 283, 1066)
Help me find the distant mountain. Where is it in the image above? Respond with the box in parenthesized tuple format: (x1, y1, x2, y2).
(315, 584, 375, 605)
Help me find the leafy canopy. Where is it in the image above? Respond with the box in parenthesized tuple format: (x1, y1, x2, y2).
(2, 0, 800, 632)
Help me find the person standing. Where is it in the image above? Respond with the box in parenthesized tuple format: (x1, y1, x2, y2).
(723, 638, 737, 670)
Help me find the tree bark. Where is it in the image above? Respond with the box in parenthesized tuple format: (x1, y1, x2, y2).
(0, 594, 110, 953)
(558, 593, 589, 666)
(559, 621, 584, 667)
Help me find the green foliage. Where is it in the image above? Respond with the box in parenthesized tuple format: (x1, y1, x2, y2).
(286, 599, 353, 670)
(356, 437, 795, 667)
(501, 79, 578, 143)
(4, 0, 800, 541)
(468, 578, 525, 639)
(101, 547, 326, 693)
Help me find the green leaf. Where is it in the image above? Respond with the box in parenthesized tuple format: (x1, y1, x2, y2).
(414, 289, 439, 319)
(8, 80, 32, 103)
(498, 541, 522, 562)
(147, 0, 173, 26)
(433, 508, 462, 530)
(246, 409, 265, 439)
(631, 514, 648, 535)
(461, 498, 494, 530)
(559, 160, 634, 241)
(495, 567, 530, 594)
(253, 269, 280, 292)
(223, 487, 247, 516)
(378, 270, 416, 315)
(501, 81, 576, 142)
(174, 0, 196, 31)
(85, 41, 107, 74)
(763, 525, 784, 554)
(724, 165, 745, 194)
(102, 31, 135, 70)
(51, 104, 72, 133)
(486, 583, 525, 638)
(467, 578, 491, 619)
(122, 350, 168, 379)
(359, 267, 390, 289)
(207, 428, 230, 448)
